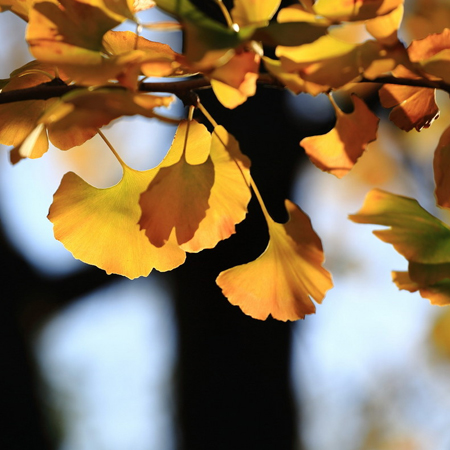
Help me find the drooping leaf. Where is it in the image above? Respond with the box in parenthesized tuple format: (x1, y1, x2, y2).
(379, 65, 439, 131)
(216, 200, 333, 321)
(301, 94, 379, 178)
(393, 270, 450, 306)
(350, 189, 450, 306)
(349, 189, 450, 264)
(313, 0, 403, 22)
(434, 126, 450, 208)
(0, 61, 68, 160)
(139, 120, 251, 253)
(48, 165, 186, 279)
(210, 50, 260, 109)
(11, 88, 173, 162)
(409, 28, 450, 83)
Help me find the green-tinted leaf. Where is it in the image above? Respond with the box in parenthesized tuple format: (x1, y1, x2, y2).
(349, 189, 450, 264)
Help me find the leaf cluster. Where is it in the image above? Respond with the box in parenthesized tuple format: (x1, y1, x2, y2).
(2, 0, 450, 319)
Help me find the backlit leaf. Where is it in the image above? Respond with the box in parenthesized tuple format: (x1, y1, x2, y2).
(216, 200, 332, 321)
(379, 65, 439, 131)
(313, 0, 403, 22)
(48, 166, 186, 279)
(349, 189, 450, 264)
(393, 270, 450, 306)
(365, 3, 403, 46)
(139, 120, 251, 253)
(0, 0, 36, 20)
(231, 0, 280, 26)
(210, 50, 260, 109)
(301, 95, 379, 178)
(434, 125, 450, 208)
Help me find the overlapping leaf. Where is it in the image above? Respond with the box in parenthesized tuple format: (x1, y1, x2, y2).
(139, 120, 251, 252)
(409, 28, 450, 83)
(27, 1, 183, 86)
(301, 95, 379, 177)
(313, 0, 403, 22)
(0, 61, 66, 160)
(48, 165, 186, 279)
(379, 31, 443, 131)
(350, 189, 450, 305)
(11, 88, 173, 162)
(217, 200, 333, 321)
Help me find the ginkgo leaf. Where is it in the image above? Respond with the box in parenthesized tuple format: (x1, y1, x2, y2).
(379, 67, 439, 131)
(365, 3, 404, 46)
(408, 28, 450, 83)
(0, 63, 56, 150)
(216, 199, 332, 321)
(11, 89, 173, 162)
(301, 94, 379, 178)
(210, 50, 260, 109)
(433, 125, 450, 208)
(26, 0, 124, 83)
(231, 0, 280, 27)
(393, 270, 450, 306)
(0, 0, 36, 20)
(313, 0, 403, 22)
(139, 120, 251, 253)
(349, 189, 450, 264)
(350, 189, 450, 306)
(48, 166, 186, 279)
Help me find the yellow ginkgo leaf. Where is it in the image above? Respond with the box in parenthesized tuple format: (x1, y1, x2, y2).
(209, 50, 260, 109)
(231, 0, 281, 27)
(301, 94, 379, 178)
(216, 200, 333, 321)
(139, 120, 251, 252)
(313, 0, 403, 22)
(48, 166, 186, 279)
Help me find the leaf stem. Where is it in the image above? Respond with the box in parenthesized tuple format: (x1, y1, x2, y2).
(197, 101, 273, 224)
(97, 129, 127, 167)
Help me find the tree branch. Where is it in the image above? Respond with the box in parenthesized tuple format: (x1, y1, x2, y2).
(0, 73, 448, 106)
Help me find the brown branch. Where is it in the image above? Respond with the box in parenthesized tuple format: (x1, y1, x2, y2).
(0, 73, 449, 106)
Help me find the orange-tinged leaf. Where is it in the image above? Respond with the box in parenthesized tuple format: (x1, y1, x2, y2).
(379, 66, 439, 131)
(48, 166, 186, 279)
(231, 0, 281, 26)
(216, 200, 333, 321)
(44, 89, 173, 150)
(434, 126, 450, 208)
(0, 0, 36, 19)
(209, 50, 260, 109)
(365, 3, 403, 46)
(393, 270, 450, 306)
(301, 94, 379, 178)
(139, 121, 251, 252)
(276, 35, 363, 94)
(313, 0, 403, 22)
(26, 0, 123, 83)
(349, 189, 450, 264)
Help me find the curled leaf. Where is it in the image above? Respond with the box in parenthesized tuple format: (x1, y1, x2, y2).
(217, 200, 333, 321)
(301, 95, 379, 178)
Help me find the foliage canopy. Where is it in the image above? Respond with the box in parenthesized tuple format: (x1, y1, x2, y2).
(2, 0, 450, 320)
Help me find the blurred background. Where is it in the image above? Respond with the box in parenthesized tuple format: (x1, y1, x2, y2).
(2, 1, 450, 449)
